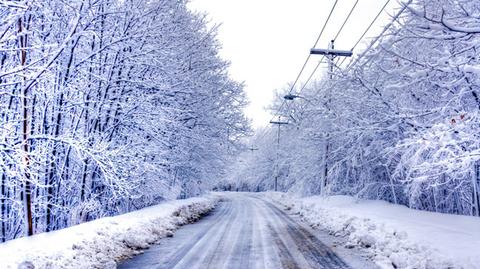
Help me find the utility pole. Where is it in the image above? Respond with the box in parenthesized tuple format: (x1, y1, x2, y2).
(328, 40, 335, 79)
(310, 40, 352, 193)
(310, 39, 352, 79)
(269, 117, 288, 191)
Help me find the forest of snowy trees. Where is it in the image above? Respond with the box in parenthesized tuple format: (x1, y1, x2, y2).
(230, 0, 480, 217)
(0, 0, 248, 241)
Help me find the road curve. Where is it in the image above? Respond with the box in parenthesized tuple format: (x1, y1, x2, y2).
(119, 193, 373, 269)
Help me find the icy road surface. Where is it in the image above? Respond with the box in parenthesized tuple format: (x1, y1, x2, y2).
(119, 193, 376, 269)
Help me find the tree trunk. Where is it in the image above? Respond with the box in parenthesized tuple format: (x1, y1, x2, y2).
(473, 163, 480, 217)
(1, 172, 5, 242)
(18, 16, 33, 237)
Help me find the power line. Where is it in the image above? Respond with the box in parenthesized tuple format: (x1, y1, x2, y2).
(298, 0, 394, 95)
(353, 0, 392, 51)
(277, 0, 393, 121)
(312, 0, 340, 52)
(268, 0, 398, 129)
(295, 0, 362, 96)
(345, 0, 412, 71)
(287, 0, 339, 96)
(337, 0, 393, 68)
(334, 0, 360, 40)
(269, 0, 340, 123)
(299, 56, 325, 93)
(257, 0, 411, 148)
(305, 0, 411, 115)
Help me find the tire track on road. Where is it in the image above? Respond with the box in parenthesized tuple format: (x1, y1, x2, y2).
(162, 199, 235, 269)
(261, 198, 351, 269)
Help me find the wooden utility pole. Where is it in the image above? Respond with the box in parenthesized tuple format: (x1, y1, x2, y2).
(310, 40, 352, 192)
(270, 117, 288, 191)
(310, 39, 352, 79)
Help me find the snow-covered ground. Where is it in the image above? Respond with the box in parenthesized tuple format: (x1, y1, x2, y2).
(266, 192, 480, 269)
(0, 195, 218, 269)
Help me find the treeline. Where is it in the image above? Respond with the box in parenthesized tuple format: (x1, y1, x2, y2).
(230, 0, 480, 217)
(0, 0, 248, 241)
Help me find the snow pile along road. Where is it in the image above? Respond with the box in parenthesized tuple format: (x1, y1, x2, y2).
(266, 192, 480, 269)
(0, 195, 218, 269)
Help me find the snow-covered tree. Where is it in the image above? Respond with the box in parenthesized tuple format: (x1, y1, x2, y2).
(0, 0, 248, 241)
(234, 0, 480, 217)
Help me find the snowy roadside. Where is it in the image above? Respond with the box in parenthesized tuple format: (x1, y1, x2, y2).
(264, 192, 480, 269)
(0, 194, 219, 269)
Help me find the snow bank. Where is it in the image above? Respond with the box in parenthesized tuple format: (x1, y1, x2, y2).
(0, 195, 219, 269)
(265, 192, 480, 269)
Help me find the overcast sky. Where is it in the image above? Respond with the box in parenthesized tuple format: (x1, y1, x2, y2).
(188, 0, 399, 128)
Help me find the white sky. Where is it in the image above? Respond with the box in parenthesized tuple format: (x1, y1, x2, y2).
(188, 0, 399, 128)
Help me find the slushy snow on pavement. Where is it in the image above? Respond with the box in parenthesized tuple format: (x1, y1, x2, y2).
(266, 192, 480, 269)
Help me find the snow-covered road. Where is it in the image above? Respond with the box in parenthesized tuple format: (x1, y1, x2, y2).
(119, 193, 375, 269)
